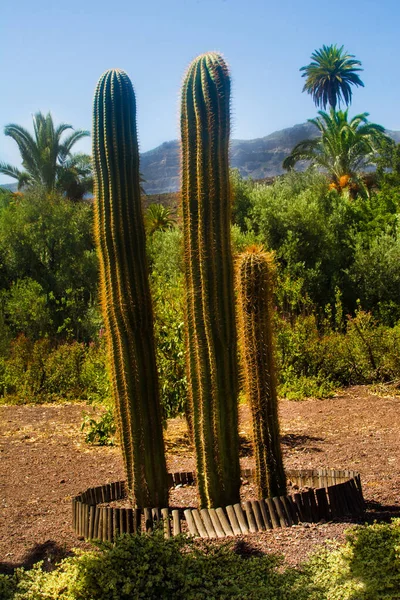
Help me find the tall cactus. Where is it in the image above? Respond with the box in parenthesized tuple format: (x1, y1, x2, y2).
(180, 53, 241, 508)
(93, 69, 168, 508)
(236, 247, 286, 498)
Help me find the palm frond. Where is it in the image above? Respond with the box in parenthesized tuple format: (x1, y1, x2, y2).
(2, 113, 91, 194)
(4, 123, 43, 182)
(0, 162, 23, 180)
(282, 108, 388, 185)
(59, 130, 90, 162)
(300, 44, 364, 110)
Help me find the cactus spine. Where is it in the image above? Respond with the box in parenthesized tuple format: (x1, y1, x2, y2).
(236, 247, 286, 498)
(93, 69, 168, 508)
(181, 53, 241, 508)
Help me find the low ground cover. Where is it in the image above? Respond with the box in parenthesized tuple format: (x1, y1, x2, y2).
(0, 385, 399, 597)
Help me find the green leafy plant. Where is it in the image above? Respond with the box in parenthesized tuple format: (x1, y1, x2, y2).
(2, 520, 400, 599)
(145, 203, 176, 235)
(283, 109, 389, 186)
(0, 531, 300, 600)
(302, 519, 400, 599)
(0, 188, 98, 342)
(81, 407, 116, 446)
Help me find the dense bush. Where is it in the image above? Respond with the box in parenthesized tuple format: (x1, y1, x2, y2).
(350, 228, 400, 325)
(233, 169, 400, 318)
(2, 171, 400, 408)
(276, 303, 400, 399)
(1, 520, 399, 599)
(4, 219, 400, 409)
(0, 336, 107, 404)
(302, 519, 400, 599)
(0, 190, 99, 342)
(148, 228, 188, 420)
(0, 531, 299, 600)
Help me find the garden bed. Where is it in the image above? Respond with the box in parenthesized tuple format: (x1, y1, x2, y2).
(0, 385, 399, 573)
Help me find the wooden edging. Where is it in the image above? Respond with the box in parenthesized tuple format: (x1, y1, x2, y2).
(72, 468, 365, 542)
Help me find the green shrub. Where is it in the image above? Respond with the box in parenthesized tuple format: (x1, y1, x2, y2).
(80, 337, 110, 405)
(0, 337, 108, 404)
(350, 228, 400, 325)
(4, 278, 51, 339)
(301, 519, 400, 600)
(275, 301, 400, 398)
(147, 227, 183, 280)
(148, 228, 188, 420)
(81, 407, 116, 446)
(230, 224, 263, 254)
(0, 573, 16, 600)
(231, 168, 255, 232)
(1, 532, 302, 600)
(0, 189, 98, 342)
(2, 520, 400, 599)
(152, 276, 187, 420)
(232, 169, 400, 320)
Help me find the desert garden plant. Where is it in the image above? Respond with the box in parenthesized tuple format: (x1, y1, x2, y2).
(236, 246, 286, 497)
(2, 519, 400, 599)
(180, 52, 241, 508)
(145, 203, 176, 234)
(92, 68, 168, 507)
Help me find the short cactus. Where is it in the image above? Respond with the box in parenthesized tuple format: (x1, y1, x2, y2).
(180, 53, 241, 508)
(236, 247, 286, 498)
(92, 69, 168, 508)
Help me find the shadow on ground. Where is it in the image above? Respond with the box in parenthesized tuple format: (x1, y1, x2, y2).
(281, 433, 323, 452)
(364, 500, 400, 521)
(0, 540, 71, 575)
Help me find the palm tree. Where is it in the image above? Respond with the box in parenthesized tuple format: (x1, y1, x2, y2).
(145, 203, 176, 234)
(300, 45, 364, 110)
(56, 153, 93, 201)
(0, 112, 90, 196)
(283, 109, 389, 186)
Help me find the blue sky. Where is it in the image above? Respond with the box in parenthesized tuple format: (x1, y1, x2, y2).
(1, 0, 400, 184)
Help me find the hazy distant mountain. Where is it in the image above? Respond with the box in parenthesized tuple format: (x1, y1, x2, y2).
(140, 122, 400, 194)
(2, 123, 400, 195)
(0, 182, 18, 192)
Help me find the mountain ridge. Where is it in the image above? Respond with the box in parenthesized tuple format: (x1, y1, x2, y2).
(2, 122, 400, 195)
(140, 121, 400, 194)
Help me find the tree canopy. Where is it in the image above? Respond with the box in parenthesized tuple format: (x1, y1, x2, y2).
(282, 109, 389, 184)
(300, 45, 364, 110)
(0, 112, 90, 198)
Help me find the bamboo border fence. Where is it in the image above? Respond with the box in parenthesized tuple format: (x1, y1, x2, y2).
(72, 468, 364, 541)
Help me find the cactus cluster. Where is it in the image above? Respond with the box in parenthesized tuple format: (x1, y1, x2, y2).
(236, 247, 286, 498)
(92, 56, 285, 512)
(180, 53, 241, 508)
(92, 69, 168, 508)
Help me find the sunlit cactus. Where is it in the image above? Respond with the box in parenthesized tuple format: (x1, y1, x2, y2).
(180, 53, 241, 508)
(92, 68, 168, 508)
(236, 246, 286, 498)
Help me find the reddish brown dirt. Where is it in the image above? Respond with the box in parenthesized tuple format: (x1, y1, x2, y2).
(0, 385, 399, 573)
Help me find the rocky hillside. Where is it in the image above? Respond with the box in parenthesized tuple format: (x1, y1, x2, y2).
(140, 122, 400, 194)
(140, 122, 320, 194)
